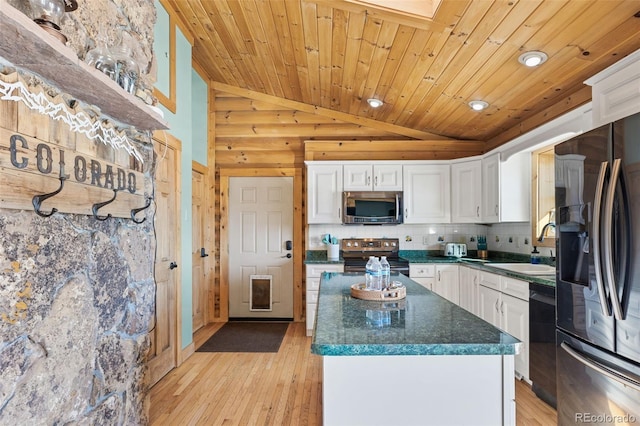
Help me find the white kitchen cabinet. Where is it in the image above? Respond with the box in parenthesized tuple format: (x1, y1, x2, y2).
(481, 152, 530, 223)
(306, 263, 344, 336)
(343, 164, 402, 191)
(459, 265, 480, 315)
(481, 153, 500, 223)
(403, 164, 451, 223)
(478, 271, 529, 381)
(434, 264, 459, 304)
(479, 285, 502, 328)
(502, 293, 529, 381)
(409, 264, 435, 291)
(410, 264, 458, 304)
(306, 164, 343, 224)
(586, 49, 640, 126)
(451, 159, 482, 223)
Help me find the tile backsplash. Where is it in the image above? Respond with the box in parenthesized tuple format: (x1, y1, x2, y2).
(308, 221, 534, 255)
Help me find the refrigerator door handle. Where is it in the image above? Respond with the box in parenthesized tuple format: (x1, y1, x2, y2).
(604, 158, 624, 321)
(561, 342, 640, 392)
(593, 161, 611, 316)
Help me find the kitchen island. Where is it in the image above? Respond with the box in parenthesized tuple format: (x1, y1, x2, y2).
(311, 272, 521, 426)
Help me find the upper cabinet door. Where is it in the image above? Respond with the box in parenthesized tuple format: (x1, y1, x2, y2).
(403, 164, 451, 223)
(481, 153, 500, 223)
(307, 164, 343, 224)
(343, 164, 372, 191)
(373, 164, 403, 190)
(481, 152, 530, 223)
(343, 164, 403, 191)
(451, 160, 482, 223)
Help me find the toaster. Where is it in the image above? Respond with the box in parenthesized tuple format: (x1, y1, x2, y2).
(442, 243, 467, 258)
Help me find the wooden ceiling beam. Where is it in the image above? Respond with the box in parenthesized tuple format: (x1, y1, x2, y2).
(213, 82, 462, 141)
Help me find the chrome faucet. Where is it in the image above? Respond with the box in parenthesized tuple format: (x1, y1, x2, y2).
(538, 222, 556, 242)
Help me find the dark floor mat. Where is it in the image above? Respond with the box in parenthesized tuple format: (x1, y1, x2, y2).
(196, 321, 290, 353)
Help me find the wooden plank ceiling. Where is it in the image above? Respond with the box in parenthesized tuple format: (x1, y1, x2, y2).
(166, 0, 640, 150)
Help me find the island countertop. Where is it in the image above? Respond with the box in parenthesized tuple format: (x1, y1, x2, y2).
(311, 272, 521, 357)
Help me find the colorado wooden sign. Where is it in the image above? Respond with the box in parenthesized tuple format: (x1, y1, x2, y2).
(0, 128, 147, 219)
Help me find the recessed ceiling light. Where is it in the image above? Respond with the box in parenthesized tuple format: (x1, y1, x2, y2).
(367, 98, 383, 108)
(518, 51, 548, 67)
(468, 100, 489, 111)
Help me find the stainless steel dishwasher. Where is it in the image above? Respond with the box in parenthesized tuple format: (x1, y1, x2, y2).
(529, 282, 557, 408)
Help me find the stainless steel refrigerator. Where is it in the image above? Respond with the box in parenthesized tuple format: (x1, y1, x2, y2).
(555, 112, 640, 425)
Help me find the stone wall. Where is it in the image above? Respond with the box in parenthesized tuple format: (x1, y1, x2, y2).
(1, 0, 158, 424)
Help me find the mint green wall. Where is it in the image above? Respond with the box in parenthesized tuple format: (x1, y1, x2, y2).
(154, 1, 208, 349)
(154, 3, 170, 96)
(192, 70, 208, 166)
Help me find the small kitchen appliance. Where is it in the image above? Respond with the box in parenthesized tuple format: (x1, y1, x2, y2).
(342, 191, 403, 225)
(441, 242, 467, 258)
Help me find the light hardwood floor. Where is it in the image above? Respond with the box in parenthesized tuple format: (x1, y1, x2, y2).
(149, 322, 557, 425)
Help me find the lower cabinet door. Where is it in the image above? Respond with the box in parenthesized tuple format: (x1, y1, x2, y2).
(478, 285, 501, 327)
(502, 294, 529, 380)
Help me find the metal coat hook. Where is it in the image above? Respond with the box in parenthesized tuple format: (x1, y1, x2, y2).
(130, 197, 152, 224)
(92, 189, 117, 221)
(32, 177, 66, 217)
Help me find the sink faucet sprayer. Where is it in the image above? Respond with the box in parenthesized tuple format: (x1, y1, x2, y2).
(538, 222, 556, 242)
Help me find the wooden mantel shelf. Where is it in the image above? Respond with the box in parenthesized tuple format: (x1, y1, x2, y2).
(0, 0, 169, 131)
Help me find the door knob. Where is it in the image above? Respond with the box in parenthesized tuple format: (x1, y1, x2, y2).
(281, 253, 292, 258)
(169, 261, 178, 270)
(200, 248, 209, 257)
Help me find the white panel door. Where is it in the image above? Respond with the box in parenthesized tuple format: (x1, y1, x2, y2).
(502, 294, 529, 380)
(343, 164, 372, 190)
(228, 177, 294, 318)
(403, 164, 451, 223)
(307, 164, 343, 223)
(478, 285, 501, 328)
(373, 164, 403, 190)
(452, 160, 482, 223)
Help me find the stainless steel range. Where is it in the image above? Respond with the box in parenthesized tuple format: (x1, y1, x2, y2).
(341, 238, 409, 275)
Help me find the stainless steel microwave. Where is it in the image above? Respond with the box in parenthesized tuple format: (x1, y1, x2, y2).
(342, 191, 403, 224)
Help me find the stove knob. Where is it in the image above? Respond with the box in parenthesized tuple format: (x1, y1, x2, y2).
(345, 242, 352, 247)
(353, 242, 359, 247)
(383, 242, 389, 247)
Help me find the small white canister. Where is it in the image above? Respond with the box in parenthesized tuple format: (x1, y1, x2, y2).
(327, 243, 340, 260)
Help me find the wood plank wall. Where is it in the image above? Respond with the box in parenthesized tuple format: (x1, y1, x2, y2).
(211, 85, 488, 322)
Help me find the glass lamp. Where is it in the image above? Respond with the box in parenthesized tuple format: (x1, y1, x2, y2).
(28, 0, 77, 43)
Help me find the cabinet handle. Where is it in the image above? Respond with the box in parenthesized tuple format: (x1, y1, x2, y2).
(495, 205, 498, 215)
(367, 176, 371, 186)
(500, 301, 504, 314)
(495, 299, 499, 312)
(338, 207, 341, 219)
(405, 208, 408, 219)
(375, 176, 378, 186)
(477, 206, 480, 217)
(438, 271, 441, 281)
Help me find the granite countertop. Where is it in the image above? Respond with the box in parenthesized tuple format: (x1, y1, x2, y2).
(311, 273, 522, 357)
(305, 250, 556, 287)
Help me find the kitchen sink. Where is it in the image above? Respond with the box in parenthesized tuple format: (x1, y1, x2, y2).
(489, 263, 556, 275)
